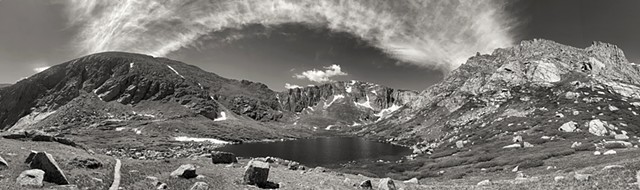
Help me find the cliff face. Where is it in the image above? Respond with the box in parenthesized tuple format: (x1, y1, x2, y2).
(359, 39, 640, 147)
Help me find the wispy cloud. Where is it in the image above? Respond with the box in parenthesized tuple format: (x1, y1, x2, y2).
(63, 0, 516, 72)
(33, 66, 50, 73)
(284, 83, 302, 89)
(294, 64, 347, 83)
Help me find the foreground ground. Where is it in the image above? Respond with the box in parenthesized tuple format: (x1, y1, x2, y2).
(1, 138, 640, 190)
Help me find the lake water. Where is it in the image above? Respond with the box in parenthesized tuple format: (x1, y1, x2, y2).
(214, 137, 412, 168)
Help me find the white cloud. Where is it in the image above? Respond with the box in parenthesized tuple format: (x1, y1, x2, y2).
(63, 0, 516, 72)
(33, 66, 50, 73)
(285, 83, 302, 89)
(293, 64, 348, 83)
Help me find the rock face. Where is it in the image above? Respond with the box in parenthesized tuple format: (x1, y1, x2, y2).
(210, 151, 237, 164)
(16, 169, 45, 187)
(378, 178, 397, 190)
(170, 164, 197, 179)
(243, 160, 270, 186)
(29, 152, 69, 185)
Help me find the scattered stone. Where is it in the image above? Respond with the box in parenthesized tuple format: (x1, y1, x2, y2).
(156, 182, 168, 189)
(573, 110, 580, 115)
(70, 157, 103, 169)
(170, 164, 197, 179)
(571, 142, 582, 148)
(16, 169, 45, 188)
(455, 140, 464, 148)
(554, 176, 565, 182)
(359, 180, 373, 189)
(565, 92, 580, 99)
(541, 136, 552, 140)
(574, 173, 591, 181)
(378, 178, 397, 190)
(614, 134, 629, 140)
(189, 182, 209, 190)
(602, 165, 624, 170)
(512, 165, 519, 172)
(243, 160, 270, 186)
(312, 167, 327, 173)
(477, 179, 492, 186)
(609, 105, 619, 111)
(210, 151, 237, 164)
(588, 119, 608, 136)
(503, 143, 522, 149)
(603, 150, 617, 155)
(287, 161, 300, 170)
(604, 140, 633, 148)
(403, 178, 419, 184)
(513, 136, 523, 143)
(593, 151, 601, 155)
(559, 121, 578, 132)
(523, 142, 534, 148)
(29, 152, 69, 185)
(555, 113, 565, 118)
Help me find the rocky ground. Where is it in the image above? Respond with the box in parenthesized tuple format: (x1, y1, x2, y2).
(2, 137, 640, 190)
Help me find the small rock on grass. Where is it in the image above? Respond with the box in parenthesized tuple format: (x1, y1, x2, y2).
(378, 178, 397, 190)
(554, 176, 565, 182)
(16, 169, 45, 188)
(403, 178, 419, 184)
(170, 164, 198, 179)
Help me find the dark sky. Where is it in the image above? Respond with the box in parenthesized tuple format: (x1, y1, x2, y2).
(0, 0, 639, 91)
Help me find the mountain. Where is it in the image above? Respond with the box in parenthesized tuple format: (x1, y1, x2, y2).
(355, 39, 640, 149)
(0, 83, 10, 89)
(279, 81, 417, 130)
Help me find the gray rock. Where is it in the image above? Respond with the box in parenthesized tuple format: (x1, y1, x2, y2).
(359, 180, 372, 189)
(403, 178, 419, 184)
(189, 182, 209, 190)
(25, 150, 37, 164)
(16, 169, 45, 188)
(170, 164, 197, 179)
(588, 119, 608, 136)
(554, 176, 565, 182)
(210, 151, 237, 164)
(602, 165, 624, 170)
(574, 173, 591, 181)
(559, 121, 578, 132)
(156, 182, 168, 189)
(477, 179, 492, 186)
(29, 152, 69, 185)
(243, 160, 270, 186)
(378, 178, 397, 190)
(312, 167, 327, 173)
(70, 157, 102, 169)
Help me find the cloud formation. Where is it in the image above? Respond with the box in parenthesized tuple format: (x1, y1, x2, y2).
(63, 0, 516, 72)
(284, 83, 302, 89)
(294, 64, 348, 83)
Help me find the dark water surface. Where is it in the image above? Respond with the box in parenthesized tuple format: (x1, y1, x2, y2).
(214, 137, 412, 168)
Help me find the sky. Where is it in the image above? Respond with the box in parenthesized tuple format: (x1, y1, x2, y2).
(0, 0, 639, 91)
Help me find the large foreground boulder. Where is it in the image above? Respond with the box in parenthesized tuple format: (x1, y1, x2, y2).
(170, 164, 197, 179)
(29, 152, 69, 185)
(243, 160, 270, 186)
(16, 169, 45, 187)
(211, 151, 237, 164)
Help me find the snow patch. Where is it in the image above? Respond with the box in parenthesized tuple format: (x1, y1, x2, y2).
(355, 95, 374, 110)
(173, 136, 231, 144)
(166, 65, 185, 79)
(214, 112, 227, 121)
(374, 104, 402, 122)
(324, 95, 344, 108)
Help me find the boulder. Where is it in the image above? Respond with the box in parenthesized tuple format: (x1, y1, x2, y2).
(604, 140, 633, 148)
(359, 180, 373, 189)
(602, 165, 624, 170)
(156, 182, 168, 189)
(29, 152, 69, 185)
(588, 119, 608, 136)
(243, 160, 270, 186)
(25, 150, 37, 164)
(16, 169, 45, 187)
(554, 176, 565, 182)
(603, 150, 617, 155)
(523, 142, 534, 148)
(2, 130, 29, 139)
(312, 167, 327, 173)
(513, 136, 523, 143)
(565, 92, 580, 99)
(574, 173, 591, 181)
(54, 137, 77, 147)
(210, 151, 237, 164)
(593, 151, 601, 156)
(477, 179, 492, 186)
(571, 142, 582, 148)
(287, 161, 300, 170)
(559, 121, 578, 132)
(189, 182, 209, 190)
(32, 132, 55, 142)
(170, 164, 197, 179)
(0, 155, 8, 169)
(455, 140, 464, 148)
(403, 178, 419, 184)
(378, 178, 397, 190)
